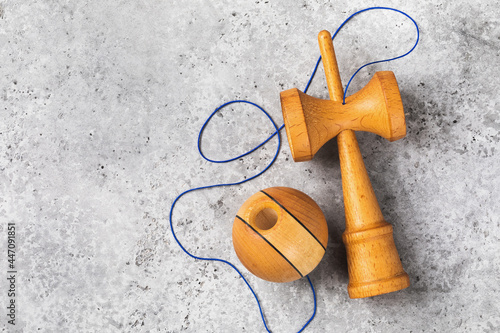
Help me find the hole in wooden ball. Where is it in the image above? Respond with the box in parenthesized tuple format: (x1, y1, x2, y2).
(254, 207, 278, 230)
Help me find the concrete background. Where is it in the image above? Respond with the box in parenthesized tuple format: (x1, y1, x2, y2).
(1, 0, 499, 332)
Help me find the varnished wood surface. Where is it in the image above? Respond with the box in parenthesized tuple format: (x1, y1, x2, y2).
(232, 187, 328, 283)
(280, 31, 406, 163)
(317, 29, 410, 298)
(281, 72, 405, 162)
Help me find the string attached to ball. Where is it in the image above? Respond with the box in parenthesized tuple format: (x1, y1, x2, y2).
(169, 7, 419, 332)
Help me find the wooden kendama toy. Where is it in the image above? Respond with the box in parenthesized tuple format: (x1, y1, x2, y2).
(233, 187, 328, 283)
(280, 30, 410, 298)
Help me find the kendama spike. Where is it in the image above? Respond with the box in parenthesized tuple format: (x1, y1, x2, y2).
(279, 30, 410, 298)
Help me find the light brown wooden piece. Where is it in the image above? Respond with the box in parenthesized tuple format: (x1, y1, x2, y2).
(279, 30, 410, 298)
(280, 72, 406, 162)
(280, 48, 406, 162)
(232, 187, 328, 283)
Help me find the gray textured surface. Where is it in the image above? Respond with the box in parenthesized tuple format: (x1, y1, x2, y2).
(1, 0, 499, 332)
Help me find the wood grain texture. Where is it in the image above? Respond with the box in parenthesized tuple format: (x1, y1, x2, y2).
(280, 31, 406, 163)
(279, 30, 410, 297)
(317, 29, 410, 298)
(232, 187, 328, 283)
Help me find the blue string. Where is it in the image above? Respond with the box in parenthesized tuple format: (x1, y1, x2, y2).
(169, 6, 419, 332)
(170, 100, 282, 333)
(197, 100, 284, 163)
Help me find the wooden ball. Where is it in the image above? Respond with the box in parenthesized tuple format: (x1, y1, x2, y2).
(232, 187, 328, 283)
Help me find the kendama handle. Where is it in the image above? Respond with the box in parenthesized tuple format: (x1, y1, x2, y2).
(317, 30, 409, 298)
(318, 30, 385, 231)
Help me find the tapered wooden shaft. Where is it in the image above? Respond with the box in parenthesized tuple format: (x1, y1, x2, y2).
(318, 30, 409, 298)
(318, 30, 385, 230)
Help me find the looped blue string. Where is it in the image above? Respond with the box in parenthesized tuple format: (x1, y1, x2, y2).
(170, 100, 291, 333)
(169, 6, 419, 332)
(303, 6, 420, 104)
(197, 100, 284, 163)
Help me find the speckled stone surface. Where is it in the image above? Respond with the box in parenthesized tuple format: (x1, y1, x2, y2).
(1, 1, 499, 332)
